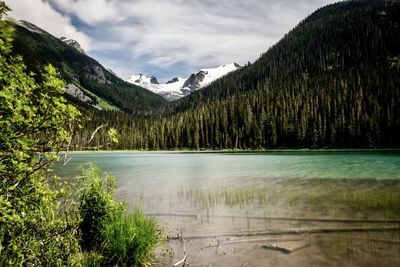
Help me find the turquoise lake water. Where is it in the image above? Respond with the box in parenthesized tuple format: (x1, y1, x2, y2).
(56, 150, 400, 266)
(57, 150, 400, 182)
(56, 150, 400, 213)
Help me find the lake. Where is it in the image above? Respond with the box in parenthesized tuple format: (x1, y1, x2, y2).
(56, 150, 400, 266)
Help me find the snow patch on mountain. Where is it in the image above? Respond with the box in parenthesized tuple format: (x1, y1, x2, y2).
(129, 73, 159, 85)
(127, 63, 240, 101)
(199, 63, 241, 88)
(127, 74, 186, 101)
(60, 37, 85, 53)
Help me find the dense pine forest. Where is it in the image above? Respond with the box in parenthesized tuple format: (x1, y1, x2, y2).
(69, 0, 400, 150)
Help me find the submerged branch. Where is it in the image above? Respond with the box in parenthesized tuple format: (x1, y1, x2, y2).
(181, 225, 400, 240)
(202, 237, 305, 247)
(146, 212, 400, 224)
(171, 229, 187, 267)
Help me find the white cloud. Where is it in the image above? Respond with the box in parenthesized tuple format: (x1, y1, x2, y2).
(49, 0, 121, 25)
(8, 0, 338, 80)
(7, 0, 92, 52)
(99, 0, 338, 69)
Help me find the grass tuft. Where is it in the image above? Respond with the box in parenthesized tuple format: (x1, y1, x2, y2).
(102, 209, 162, 267)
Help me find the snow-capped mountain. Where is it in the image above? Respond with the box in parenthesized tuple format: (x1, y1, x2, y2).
(183, 63, 240, 90)
(127, 63, 241, 101)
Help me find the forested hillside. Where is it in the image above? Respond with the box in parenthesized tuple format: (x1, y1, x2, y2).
(11, 22, 167, 114)
(74, 0, 400, 150)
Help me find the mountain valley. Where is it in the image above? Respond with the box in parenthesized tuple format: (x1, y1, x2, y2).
(8, 0, 400, 150)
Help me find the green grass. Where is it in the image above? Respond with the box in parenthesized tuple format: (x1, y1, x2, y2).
(95, 97, 121, 111)
(73, 251, 103, 267)
(179, 186, 275, 211)
(289, 189, 400, 218)
(75, 83, 121, 111)
(179, 185, 400, 218)
(82, 88, 121, 111)
(102, 209, 163, 266)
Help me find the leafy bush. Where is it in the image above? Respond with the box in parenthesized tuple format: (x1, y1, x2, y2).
(78, 166, 125, 250)
(0, 5, 81, 265)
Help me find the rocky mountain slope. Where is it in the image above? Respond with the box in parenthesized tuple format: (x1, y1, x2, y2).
(12, 20, 167, 114)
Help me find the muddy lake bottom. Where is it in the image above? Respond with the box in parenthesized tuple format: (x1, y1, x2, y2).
(153, 214, 400, 266)
(56, 151, 400, 266)
(146, 179, 400, 266)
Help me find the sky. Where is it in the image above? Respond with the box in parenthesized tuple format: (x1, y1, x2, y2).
(8, 0, 337, 82)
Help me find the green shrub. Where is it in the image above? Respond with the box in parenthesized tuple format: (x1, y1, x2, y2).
(78, 166, 125, 250)
(102, 210, 162, 267)
(77, 166, 162, 266)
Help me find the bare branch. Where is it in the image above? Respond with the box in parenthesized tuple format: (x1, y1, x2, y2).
(172, 229, 188, 267)
(88, 124, 108, 144)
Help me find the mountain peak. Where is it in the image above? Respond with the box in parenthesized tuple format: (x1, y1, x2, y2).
(166, 77, 181, 84)
(128, 73, 159, 85)
(18, 20, 47, 35)
(60, 37, 85, 54)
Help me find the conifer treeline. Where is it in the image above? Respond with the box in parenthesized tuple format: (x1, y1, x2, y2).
(73, 0, 400, 150)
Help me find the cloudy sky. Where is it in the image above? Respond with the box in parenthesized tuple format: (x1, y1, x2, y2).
(8, 0, 336, 82)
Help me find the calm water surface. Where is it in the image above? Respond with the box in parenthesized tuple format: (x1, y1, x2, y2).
(56, 150, 400, 211)
(56, 150, 400, 266)
(57, 150, 400, 185)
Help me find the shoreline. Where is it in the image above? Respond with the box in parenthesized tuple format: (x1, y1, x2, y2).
(60, 148, 400, 153)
